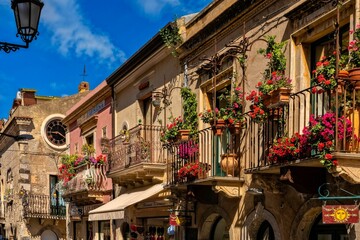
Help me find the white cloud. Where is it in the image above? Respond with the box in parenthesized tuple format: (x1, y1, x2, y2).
(41, 0, 125, 66)
(134, 0, 180, 15)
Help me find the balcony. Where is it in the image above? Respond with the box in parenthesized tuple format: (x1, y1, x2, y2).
(165, 127, 244, 198)
(62, 163, 111, 205)
(244, 78, 360, 185)
(108, 124, 166, 186)
(22, 194, 65, 220)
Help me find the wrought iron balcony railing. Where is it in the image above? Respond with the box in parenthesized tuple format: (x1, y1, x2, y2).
(22, 194, 65, 219)
(62, 163, 110, 203)
(108, 124, 165, 174)
(166, 127, 243, 185)
(244, 79, 360, 172)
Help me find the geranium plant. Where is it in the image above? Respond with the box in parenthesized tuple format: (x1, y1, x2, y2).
(348, 24, 360, 68)
(311, 54, 337, 91)
(161, 116, 184, 142)
(199, 86, 244, 126)
(246, 90, 268, 123)
(257, 71, 292, 96)
(178, 161, 210, 180)
(268, 136, 300, 163)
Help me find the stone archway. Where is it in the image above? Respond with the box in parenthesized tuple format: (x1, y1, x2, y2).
(243, 203, 281, 240)
(290, 199, 322, 240)
(41, 229, 58, 240)
(198, 205, 231, 240)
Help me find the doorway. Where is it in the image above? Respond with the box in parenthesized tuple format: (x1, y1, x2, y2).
(309, 214, 348, 240)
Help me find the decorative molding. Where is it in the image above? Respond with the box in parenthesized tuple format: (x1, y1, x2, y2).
(212, 185, 240, 198)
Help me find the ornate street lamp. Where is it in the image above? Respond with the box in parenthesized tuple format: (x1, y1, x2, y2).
(0, 0, 44, 53)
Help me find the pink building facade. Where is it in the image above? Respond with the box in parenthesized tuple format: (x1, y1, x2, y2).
(62, 80, 113, 240)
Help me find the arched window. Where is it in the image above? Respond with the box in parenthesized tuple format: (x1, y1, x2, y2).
(257, 220, 275, 240)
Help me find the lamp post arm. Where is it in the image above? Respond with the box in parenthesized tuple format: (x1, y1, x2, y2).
(0, 41, 29, 53)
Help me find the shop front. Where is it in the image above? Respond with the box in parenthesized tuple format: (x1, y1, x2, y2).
(88, 184, 177, 240)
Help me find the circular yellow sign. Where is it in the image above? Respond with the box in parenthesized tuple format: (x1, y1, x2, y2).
(333, 207, 349, 222)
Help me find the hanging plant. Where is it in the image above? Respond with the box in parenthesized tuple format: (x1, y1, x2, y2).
(160, 21, 183, 57)
(181, 87, 198, 137)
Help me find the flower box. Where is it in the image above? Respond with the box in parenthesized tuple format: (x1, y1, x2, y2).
(267, 87, 291, 108)
(211, 119, 226, 136)
(177, 129, 190, 141)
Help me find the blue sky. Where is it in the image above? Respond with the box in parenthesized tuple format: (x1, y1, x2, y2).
(0, 0, 212, 119)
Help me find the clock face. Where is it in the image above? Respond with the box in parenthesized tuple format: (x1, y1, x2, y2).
(46, 119, 67, 146)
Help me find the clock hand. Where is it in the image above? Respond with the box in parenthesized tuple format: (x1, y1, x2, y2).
(51, 131, 66, 138)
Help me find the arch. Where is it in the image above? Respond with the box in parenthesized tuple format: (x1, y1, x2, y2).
(289, 199, 322, 240)
(243, 204, 281, 240)
(37, 225, 62, 239)
(198, 205, 231, 240)
(41, 229, 58, 240)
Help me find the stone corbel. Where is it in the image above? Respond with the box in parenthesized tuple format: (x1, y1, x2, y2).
(212, 185, 240, 198)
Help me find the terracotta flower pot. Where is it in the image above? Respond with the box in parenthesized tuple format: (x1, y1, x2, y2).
(177, 129, 190, 141)
(338, 69, 349, 79)
(211, 119, 226, 136)
(348, 68, 360, 89)
(220, 153, 239, 176)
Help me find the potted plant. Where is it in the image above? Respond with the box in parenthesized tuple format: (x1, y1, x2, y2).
(311, 54, 337, 92)
(246, 90, 268, 124)
(199, 86, 244, 135)
(257, 35, 292, 107)
(180, 87, 198, 140)
(178, 161, 210, 182)
(348, 24, 360, 81)
(268, 136, 300, 164)
(300, 112, 353, 170)
(161, 116, 185, 142)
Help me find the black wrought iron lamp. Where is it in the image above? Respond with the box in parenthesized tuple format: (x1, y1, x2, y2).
(0, 0, 44, 53)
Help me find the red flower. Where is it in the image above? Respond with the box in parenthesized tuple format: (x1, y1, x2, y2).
(325, 154, 332, 160)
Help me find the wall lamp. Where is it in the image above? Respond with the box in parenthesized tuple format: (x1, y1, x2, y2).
(1, 0, 44, 53)
(0, 132, 34, 141)
(246, 187, 264, 196)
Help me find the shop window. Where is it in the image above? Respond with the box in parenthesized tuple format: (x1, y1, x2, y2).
(98, 221, 110, 240)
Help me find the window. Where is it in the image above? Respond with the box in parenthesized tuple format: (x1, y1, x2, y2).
(6, 169, 12, 182)
(75, 143, 79, 154)
(85, 133, 94, 146)
(102, 126, 107, 138)
(49, 175, 65, 216)
(257, 220, 275, 240)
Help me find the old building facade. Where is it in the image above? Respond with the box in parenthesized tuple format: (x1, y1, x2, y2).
(0, 86, 88, 239)
(62, 80, 113, 240)
(90, 0, 360, 239)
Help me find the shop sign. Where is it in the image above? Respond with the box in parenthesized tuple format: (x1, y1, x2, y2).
(322, 205, 359, 224)
(77, 100, 106, 125)
(169, 213, 180, 226)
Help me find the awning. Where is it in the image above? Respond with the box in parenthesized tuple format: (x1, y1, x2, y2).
(88, 184, 164, 221)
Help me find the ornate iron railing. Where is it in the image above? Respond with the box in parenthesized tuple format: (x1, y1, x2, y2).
(22, 194, 65, 219)
(63, 163, 108, 195)
(244, 80, 359, 171)
(108, 124, 165, 173)
(166, 126, 243, 185)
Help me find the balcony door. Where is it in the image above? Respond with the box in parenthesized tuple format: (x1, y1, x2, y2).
(50, 175, 65, 216)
